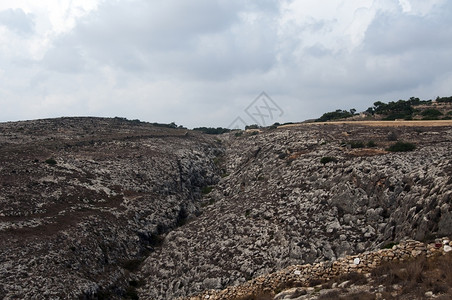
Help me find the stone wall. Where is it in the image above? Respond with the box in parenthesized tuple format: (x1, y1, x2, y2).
(186, 239, 452, 300)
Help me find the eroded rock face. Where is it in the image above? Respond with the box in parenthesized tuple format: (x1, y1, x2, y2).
(138, 124, 452, 299)
(1, 119, 452, 300)
(0, 117, 222, 299)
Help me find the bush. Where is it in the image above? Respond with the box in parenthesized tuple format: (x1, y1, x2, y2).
(122, 259, 142, 272)
(367, 140, 377, 147)
(422, 116, 440, 120)
(202, 186, 213, 194)
(150, 121, 182, 129)
(245, 124, 260, 130)
(193, 127, 231, 134)
(386, 142, 416, 152)
(315, 109, 354, 122)
(349, 141, 364, 148)
(371, 253, 452, 298)
(369, 99, 414, 120)
(421, 108, 443, 118)
(45, 158, 57, 165)
(436, 96, 452, 103)
(125, 287, 139, 300)
(382, 242, 398, 249)
(320, 157, 337, 164)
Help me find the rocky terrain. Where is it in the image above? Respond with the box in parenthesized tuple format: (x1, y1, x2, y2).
(1, 118, 451, 299)
(0, 117, 222, 299)
(138, 122, 452, 299)
(186, 239, 452, 300)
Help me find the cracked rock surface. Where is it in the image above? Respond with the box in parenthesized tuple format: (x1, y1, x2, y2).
(138, 123, 452, 299)
(0, 117, 221, 299)
(1, 118, 452, 300)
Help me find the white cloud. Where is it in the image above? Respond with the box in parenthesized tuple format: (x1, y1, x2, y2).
(398, 0, 412, 13)
(0, 0, 101, 61)
(0, 0, 452, 127)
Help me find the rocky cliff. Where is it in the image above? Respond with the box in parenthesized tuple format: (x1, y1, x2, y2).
(0, 117, 222, 299)
(138, 123, 452, 299)
(1, 118, 451, 299)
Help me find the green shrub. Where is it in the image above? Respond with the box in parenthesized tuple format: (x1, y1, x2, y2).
(278, 153, 287, 159)
(320, 156, 337, 164)
(349, 141, 365, 148)
(382, 242, 398, 249)
(315, 109, 354, 122)
(192, 127, 231, 134)
(421, 108, 443, 117)
(125, 286, 139, 300)
(45, 158, 57, 165)
(150, 121, 182, 128)
(201, 186, 213, 194)
(245, 124, 260, 130)
(383, 113, 413, 120)
(122, 259, 142, 272)
(386, 142, 416, 152)
(367, 140, 377, 147)
(201, 199, 215, 208)
(234, 131, 243, 137)
(96, 290, 113, 300)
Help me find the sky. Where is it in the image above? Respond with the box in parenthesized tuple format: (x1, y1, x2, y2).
(1, 0, 451, 128)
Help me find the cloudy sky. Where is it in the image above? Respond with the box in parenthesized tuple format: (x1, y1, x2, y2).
(1, 0, 451, 128)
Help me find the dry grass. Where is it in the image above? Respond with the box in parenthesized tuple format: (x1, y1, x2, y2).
(192, 253, 452, 300)
(370, 252, 452, 298)
(315, 252, 452, 300)
(319, 291, 376, 300)
(280, 120, 452, 128)
(235, 291, 273, 300)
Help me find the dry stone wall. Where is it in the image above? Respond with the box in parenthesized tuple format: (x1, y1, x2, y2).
(186, 239, 452, 300)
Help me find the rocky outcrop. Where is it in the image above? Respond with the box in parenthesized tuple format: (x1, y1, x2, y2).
(1, 119, 451, 299)
(0, 117, 222, 299)
(138, 123, 452, 299)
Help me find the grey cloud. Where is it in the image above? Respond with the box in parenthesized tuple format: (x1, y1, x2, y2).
(3, 1, 452, 128)
(76, 0, 241, 51)
(291, 1, 452, 102)
(363, 7, 452, 55)
(43, 0, 281, 79)
(41, 39, 86, 73)
(0, 8, 35, 35)
(350, 4, 452, 95)
(303, 44, 332, 57)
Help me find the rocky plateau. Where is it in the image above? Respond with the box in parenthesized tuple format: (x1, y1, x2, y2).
(0, 117, 451, 299)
